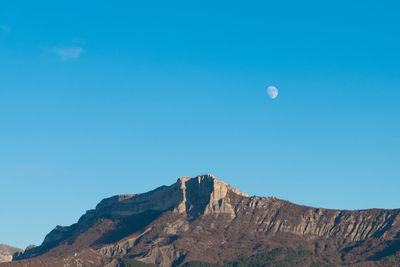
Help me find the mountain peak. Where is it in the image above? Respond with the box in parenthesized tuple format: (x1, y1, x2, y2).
(9, 175, 400, 267)
(178, 174, 248, 197)
(178, 174, 219, 184)
(84, 174, 248, 221)
(13, 175, 249, 261)
(175, 174, 248, 216)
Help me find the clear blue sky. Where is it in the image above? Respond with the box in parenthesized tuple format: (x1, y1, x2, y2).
(1, 1, 399, 249)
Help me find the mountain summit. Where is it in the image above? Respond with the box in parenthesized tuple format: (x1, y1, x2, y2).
(4, 175, 400, 266)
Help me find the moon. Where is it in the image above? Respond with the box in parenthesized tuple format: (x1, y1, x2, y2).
(267, 86, 278, 99)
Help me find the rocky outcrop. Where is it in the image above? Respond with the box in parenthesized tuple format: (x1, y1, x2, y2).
(175, 175, 247, 217)
(5, 175, 400, 267)
(87, 174, 247, 219)
(0, 245, 22, 263)
(236, 196, 400, 242)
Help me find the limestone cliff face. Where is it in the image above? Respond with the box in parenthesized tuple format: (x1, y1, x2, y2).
(94, 191, 400, 266)
(175, 175, 248, 217)
(17, 174, 248, 259)
(237, 196, 400, 242)
(8, 175, 400, 267)
(87, 174, 247, 219)
(81, 174, 247, 220)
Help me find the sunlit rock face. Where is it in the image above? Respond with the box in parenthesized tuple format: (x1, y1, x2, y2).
(77, 174, 247, 221)
(175, 174, 248, 217)
(79, 174, 247, 220)
(8, 175, 400, 267)
(0, 244, 22, 263)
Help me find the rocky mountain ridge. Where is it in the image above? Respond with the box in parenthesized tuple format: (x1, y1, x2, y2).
(3, 174, 400, 266)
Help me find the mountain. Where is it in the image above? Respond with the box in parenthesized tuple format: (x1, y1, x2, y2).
(3, 174, 400, 266)
(0, 245, 22, 263)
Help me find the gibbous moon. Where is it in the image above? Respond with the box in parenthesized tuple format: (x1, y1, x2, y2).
(267, 86, 278, 99)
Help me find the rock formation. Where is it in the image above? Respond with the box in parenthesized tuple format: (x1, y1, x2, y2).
(2, 174, 400, 266)
(0, 245, 22, 263)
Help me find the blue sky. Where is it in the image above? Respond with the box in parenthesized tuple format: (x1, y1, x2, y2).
(1, 1, 399, 249)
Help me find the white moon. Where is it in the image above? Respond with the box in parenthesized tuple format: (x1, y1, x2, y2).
(267, 86, 278, 99)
